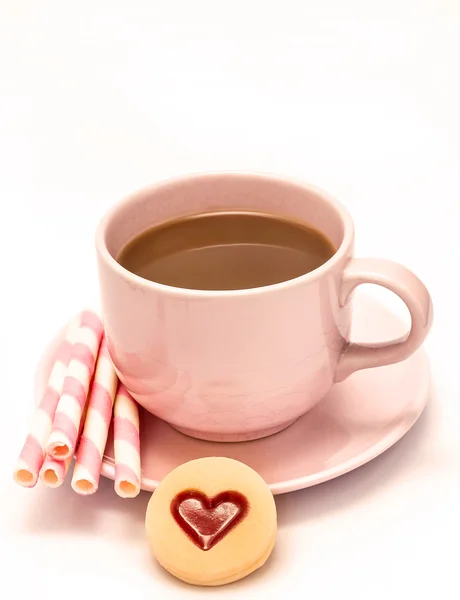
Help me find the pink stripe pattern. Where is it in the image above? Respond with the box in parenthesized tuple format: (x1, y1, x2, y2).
(61, 377, 87, 409)
(39, 456, 72, 488)
(71, 337, 118, 495)
(113, 417, 141, 450)
(40, 401, 88, 488)
(38, 388, 60, 420)
(115, 464, 140, 488)
(54, 340, 74, 366)
(46, 310, 104, 460)
(73, 436, 102, 485)
(88, 383, 114, 428)
(51, 412, 78, 444)
(81, 310, 104, 332)
(113, 383, 141, 498)
(13, 317, 80, 487)
(71, 343, 97, 371)
(18, 435, 44, 479)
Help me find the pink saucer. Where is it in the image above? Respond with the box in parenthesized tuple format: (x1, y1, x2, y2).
(35, 294, 430, 495)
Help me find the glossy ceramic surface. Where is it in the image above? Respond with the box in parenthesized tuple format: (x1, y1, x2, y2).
(35, 294, 430, 495)
(95, 172, 432, 441)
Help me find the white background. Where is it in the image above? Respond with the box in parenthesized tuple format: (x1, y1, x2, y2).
(1, 1, 459, 598)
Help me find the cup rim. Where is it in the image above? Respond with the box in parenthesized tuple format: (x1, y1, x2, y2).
(95, 171, 355, 298)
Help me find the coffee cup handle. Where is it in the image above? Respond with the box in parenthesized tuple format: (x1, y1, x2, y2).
(335, 258, 433, 382)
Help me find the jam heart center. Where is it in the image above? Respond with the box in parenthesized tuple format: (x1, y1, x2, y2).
(171, 490, 249, 551)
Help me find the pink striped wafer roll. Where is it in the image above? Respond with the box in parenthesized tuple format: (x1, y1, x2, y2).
(47, 310, 104, 460)
(113, 383, 141, 498)
(13, 316, 80, 487)
(40, 405, 89, 488)
(71, 337, 118, 495)
(39, 456, 72, 488)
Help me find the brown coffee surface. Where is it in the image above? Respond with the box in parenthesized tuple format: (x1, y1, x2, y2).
(117, 211, 335, 290)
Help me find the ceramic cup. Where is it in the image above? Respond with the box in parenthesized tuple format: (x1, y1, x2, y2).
(96, 172, 433, 442)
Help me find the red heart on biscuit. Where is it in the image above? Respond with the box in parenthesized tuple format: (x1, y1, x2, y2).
(171, 490, 249, 551)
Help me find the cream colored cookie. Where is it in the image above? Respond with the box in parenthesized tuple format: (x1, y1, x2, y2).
(145, 457, 277, 586)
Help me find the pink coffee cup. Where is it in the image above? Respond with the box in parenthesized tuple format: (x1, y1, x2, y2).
(96, 172, 433, 442)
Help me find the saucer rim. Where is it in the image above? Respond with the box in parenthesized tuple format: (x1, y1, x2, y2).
(99, 353, 429, 495)
(35, 298, 430, 496)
